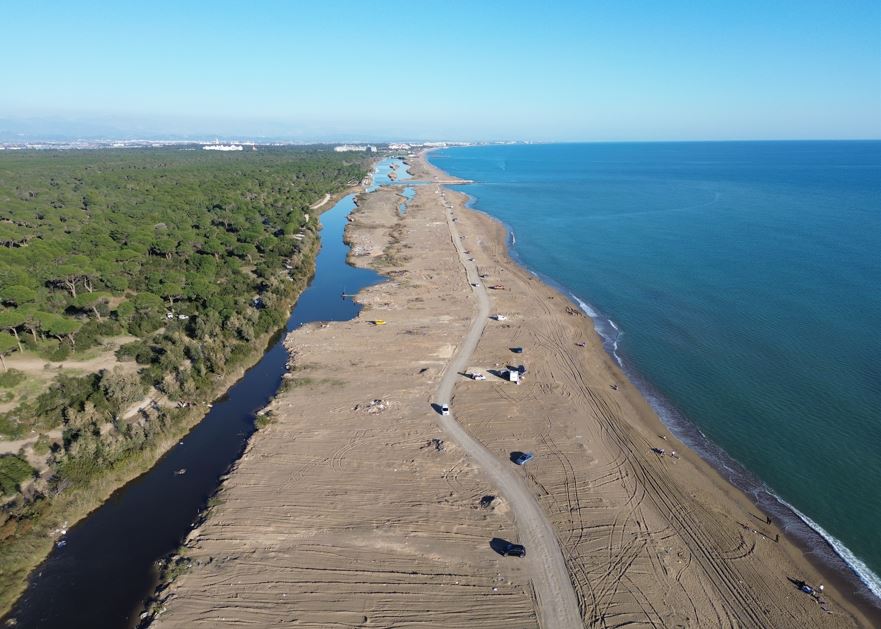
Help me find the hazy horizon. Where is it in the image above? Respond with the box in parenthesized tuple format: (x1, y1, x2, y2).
(2, 1, 880, 142)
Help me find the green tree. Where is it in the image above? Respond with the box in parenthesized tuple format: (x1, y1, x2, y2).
(47, 263, 86, 298)
(18, 306, 45, 342)
(40, 314, 82, 347)
(158, 273, 185, 309)
(72, 292, 111, 320)
(100, 368, 146, 418)
(0, 285, 37, 307)
(0, 454, 35, 495)
(0, 334, 19, 370)
(0, 309, 25, 351)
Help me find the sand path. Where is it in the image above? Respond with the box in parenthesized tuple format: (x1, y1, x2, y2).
(436, 197, 582, 628)
(150, 183, 541, 628)
(309, 192, 331, 210)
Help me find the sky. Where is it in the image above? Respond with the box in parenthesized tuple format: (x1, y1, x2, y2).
(1, 1, 880, 141)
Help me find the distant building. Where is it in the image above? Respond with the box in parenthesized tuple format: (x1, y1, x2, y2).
(334, 144, 377, 153)
(203, 144, 244, 151)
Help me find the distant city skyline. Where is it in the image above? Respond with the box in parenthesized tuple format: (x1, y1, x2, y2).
(2, 1, 879, 142)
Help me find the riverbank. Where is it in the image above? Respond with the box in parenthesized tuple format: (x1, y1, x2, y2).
(148, 151, 873, 627)
(0, 181, 365, 624)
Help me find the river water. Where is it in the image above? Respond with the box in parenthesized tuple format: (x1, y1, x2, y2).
(3, 185, 388, 628)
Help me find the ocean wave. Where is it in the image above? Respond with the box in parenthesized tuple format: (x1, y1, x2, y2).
(777, 496, 881, 600)
(570, 294, 598, 318)
(572, 294, 626, 365)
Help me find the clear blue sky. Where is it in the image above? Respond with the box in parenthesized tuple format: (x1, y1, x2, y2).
(2, 1, 879, 141)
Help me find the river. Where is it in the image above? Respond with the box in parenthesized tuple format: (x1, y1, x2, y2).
(1, 172, 402, 627)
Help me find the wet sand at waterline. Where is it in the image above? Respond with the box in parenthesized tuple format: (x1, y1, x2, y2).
(151, 153, 872, 627)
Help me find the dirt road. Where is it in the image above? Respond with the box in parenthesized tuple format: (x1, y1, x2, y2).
(309, 192, 331, 209)
(434, 191, 583, 629)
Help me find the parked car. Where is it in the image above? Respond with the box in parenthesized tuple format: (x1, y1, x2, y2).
(472, 373, 486, 381)
(513, 452, 534, 465)
(501, 542, 526, 557)
(440, 404, 450, 416)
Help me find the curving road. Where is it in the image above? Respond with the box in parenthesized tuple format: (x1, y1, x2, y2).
(433, 193, 583, 629)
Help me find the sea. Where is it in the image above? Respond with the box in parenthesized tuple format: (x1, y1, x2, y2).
(429, 141, 881, 605)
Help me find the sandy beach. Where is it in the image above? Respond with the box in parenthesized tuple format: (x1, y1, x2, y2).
(149, 153, 874, 628)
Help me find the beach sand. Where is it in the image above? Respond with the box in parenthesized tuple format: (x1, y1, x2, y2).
(150, 153, 873, 628)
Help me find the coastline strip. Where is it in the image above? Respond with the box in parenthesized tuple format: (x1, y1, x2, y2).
(150, 151, 875, 628)
(435, 191, 582, 628)
(438, 152, 881, 615)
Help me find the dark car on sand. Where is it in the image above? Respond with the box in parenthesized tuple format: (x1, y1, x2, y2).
(512, 451, 534, 465)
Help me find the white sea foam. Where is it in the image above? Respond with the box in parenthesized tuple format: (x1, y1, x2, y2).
(571, 293, 625, 365)
(777, 497, 881, 601)
(571, 294, 598, 318)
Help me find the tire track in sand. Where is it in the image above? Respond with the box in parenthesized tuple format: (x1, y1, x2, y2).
(433, 194, 583, 629)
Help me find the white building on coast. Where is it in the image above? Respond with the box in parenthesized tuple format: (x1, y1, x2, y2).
(334, 144, 377, 153)
(203, 144, 244, 151)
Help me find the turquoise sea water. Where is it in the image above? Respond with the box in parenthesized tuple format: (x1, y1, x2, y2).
(430, 142, 881, 602)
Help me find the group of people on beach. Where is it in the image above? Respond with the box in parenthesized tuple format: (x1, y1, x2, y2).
(795, 580, 830, 612)
(651, 446, 679, 460)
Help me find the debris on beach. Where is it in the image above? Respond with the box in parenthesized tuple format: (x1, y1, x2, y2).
(49, 521, 69, 540)
(353, 399, 390, 414)
(422, 438, 445, 452)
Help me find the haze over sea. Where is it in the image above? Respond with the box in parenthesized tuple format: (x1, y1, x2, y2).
(431, 141, 881, 599)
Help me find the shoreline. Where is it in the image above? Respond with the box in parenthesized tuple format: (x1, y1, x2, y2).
(424, 149, 881, 623)
(150, 150, 874, 627)
(457, 187, 881, 612)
